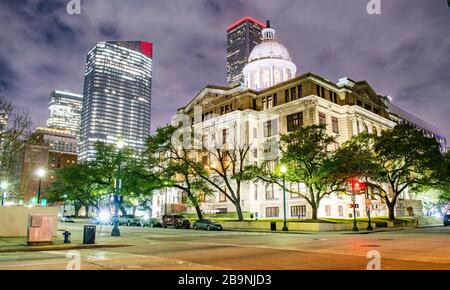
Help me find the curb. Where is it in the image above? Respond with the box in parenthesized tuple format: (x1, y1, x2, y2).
(0, 244, 133, 253)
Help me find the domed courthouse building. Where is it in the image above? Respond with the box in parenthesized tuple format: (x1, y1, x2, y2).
(152, 18, 446, 220)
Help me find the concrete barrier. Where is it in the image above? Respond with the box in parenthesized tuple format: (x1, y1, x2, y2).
(220, 220, 376, 232)
(0, 206, 59, 237)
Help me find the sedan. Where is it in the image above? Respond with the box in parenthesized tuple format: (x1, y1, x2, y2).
(139, 217, 162, 228)
(444, 214, 450, 227)
(193, 219, 223, 231)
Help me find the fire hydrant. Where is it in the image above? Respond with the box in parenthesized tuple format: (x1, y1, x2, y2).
(63, 230, 71, 244)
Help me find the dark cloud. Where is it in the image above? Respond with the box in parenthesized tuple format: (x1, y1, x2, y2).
(0, 0, 449, 139)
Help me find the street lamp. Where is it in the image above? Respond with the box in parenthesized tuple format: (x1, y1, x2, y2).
(350, 179, 362, 232)
(280, 164, 288, 232)
(1, 181, 8, 206)
(364, 177, 373, 231)
(111, 139, 124, 237)
(36, 168, 46, 205)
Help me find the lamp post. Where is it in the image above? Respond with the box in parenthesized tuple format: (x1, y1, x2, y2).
(111, 139, 124, 237)
(1, 181, 8, 206)
(280, 165, 288, 231)
(36, 168, 46, 205)
(351, 179, 359, 232)
(365, 176, 373, 231)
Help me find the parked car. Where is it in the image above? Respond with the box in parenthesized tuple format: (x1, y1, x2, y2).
(119, 215, 141, 226)
(90, 216, 112, 225)
(444, 215, 450, 227)
(139, 217, 162, 228)
(60, 216, 75, 223)
(162, 214, 190, 229)
(193, 219, 222, 231)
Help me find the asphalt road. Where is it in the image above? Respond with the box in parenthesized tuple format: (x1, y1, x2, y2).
(0, 224, 449, 270)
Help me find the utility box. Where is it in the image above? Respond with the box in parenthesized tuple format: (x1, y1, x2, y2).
(83, 225, 96, 244)
(27, 214, 54, 246)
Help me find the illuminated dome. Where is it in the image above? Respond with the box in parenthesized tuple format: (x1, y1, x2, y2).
(243, 21, 297, 91)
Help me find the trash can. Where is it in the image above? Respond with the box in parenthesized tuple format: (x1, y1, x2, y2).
(270, 222, 276, 231)
(83, 225, 96, 244)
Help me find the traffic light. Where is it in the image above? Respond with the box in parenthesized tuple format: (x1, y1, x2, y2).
(351, 179, 366, 193)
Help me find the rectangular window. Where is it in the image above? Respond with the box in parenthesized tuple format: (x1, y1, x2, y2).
(290, 87, 297, 101)
(319, 112, 326, 126)
(338, 205, 344, 217)
(266, 207, 279, 218)
(287, 112, 303, 132)
(291, 205, 307, 218)
(273, 94, 277, 106)
(222, 128, 228, 145)
(365, 104, 372, 111)
(263, 120, 276, 137)
(297, 85, 303, 99)
(201, 155, 208, 166)
(290, 183, 301, 198)
(356, 99, 363, 107)
(316, 84, 321, 97)
(333, 92, 338, 104)
(285, 89, 289, 103)
(265, 184, 274, 200)
(254, 183, 258, 200)
(252, 99, 257, 110)
(321, 87, 325, 98)
(332, 117, 339, 134)
(219, 190, 227, 202)
(325, 205, 331, 217)
(253, 148, 258, 158)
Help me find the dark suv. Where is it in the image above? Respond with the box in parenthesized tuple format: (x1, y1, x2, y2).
(444, 215, 450, 227)
(162, 214, 190, 229)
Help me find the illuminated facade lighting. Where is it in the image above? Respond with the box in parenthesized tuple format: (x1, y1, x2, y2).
(47, 90, 83, 137)
(78, 41, 153, 161)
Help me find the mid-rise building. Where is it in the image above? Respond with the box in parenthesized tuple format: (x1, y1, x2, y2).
(227, 16, 265, 87)
(152, 20, 445, 219)
(47, 90, 83, 137)
(78, 41, 153, 161)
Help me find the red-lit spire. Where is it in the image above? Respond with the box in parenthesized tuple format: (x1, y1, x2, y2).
(226, 16, 266, 31)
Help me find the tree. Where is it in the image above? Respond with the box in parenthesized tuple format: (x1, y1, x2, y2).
(145, 125, 213, 220)
(358, 124, 443, 219)
(246, 125, 345, 220)
(0, 96, 33, 188)
(189, 135, 251, 221)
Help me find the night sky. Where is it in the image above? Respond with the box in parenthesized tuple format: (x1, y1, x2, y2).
(0, 0, 449, 139)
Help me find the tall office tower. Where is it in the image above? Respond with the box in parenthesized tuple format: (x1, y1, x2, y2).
(78, 41, 153, 161)
(226, 16, 265, 87)
(47, 90, 83, 137)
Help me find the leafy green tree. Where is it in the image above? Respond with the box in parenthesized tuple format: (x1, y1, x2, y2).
(146, 125, 213, 220)
(348, 124, 443, 219)
(246, 125, 345, 220)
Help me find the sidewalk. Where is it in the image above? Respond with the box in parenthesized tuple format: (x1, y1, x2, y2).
(0, 227, 132, 253)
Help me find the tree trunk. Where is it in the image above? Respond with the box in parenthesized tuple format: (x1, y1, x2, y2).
(387, 202, 396, 220)
(311, 206, 318, 220)
(234, 201, 244, 221)
(188, 195, 204, 220)
(74, 203, 82, 217)
(119, 204, 127, 216)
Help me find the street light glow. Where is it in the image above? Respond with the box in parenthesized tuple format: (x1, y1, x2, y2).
(280, 164, 287, 174)
(36, 168, 46, 178)
(1, 181, 8, 190)
(117, 139, 124, 149)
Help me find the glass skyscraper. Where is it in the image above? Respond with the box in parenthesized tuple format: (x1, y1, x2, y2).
(47, 90, 83, 137)
(78, 41, 153, 161)
(226, 16, 265, 87)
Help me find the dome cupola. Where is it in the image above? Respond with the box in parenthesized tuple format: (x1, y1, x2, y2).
(243, 20, 297, 91)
